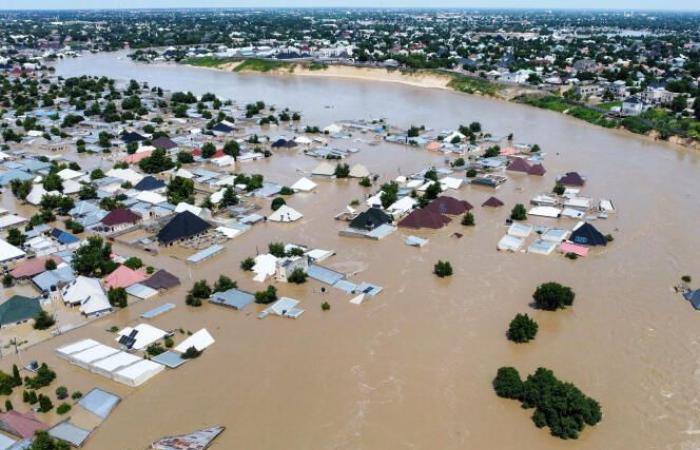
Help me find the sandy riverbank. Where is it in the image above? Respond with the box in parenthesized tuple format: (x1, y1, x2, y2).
(219, 61, 455, 91)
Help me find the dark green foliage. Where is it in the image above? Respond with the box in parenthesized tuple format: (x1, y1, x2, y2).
(321, 301, 331, 311)
(461, 212, 475, 226)
(493, 367, 524, 399)
(37, 394, 53, 412)
(24, 363, 56, 390)
(423, 182, 441, 200)
(10, 179, 32, 200)
(23, 390, 38, 405)
(254, 285, 278, 304)
(29, 431, 70, 450)
(271, 197, 286, 211)
(334, 163, 350, 178)
(359, 177, 371, 187)
(55, 386, 68, 400)
(213, 275, 237, 293)
(108, 287, 128, 308)
(4, 400, 12, 411)
(71, 236, 117, 277)
(510, 203, 527, 221)
(240, 257, 255, 271)
(33, 310, 56, 330)
(182, 346, 202, 359)
(433, 260, 453, 278)
(533, 282, 575, 311)
(552, 183, 565, 195)
(177, 151, 194, 164)
(6, 228, 26, 247)
(166, 176, 194, 204)
(219, 186, 238, 208)
(123, 257, 143, 270)
(42, 173, 63, 192)
(287, 268, 308, 284)
(139, 148, 174, 173)
(189, 280, 211, 299)
(268, 242, 286, 258)
(507, 313, 538, 343)
(146, 343, 166, 356)
(56, 403, 72, 415)
(71, 391, 83, 400)
(380, 182, 399, 209)
(45, 259, 57, 270)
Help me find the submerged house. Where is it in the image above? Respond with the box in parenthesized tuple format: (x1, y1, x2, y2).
(482, 196, 504, 207)
(0, 410, 47, 439)
(569, 223, 607, 246)
(349, 207, 392, 231)
(558, 172, 586, 187)
(61, 276, 112, 317)
(98, 208, 142, 234)
(424, 196, 472, 215)
(157, 211, 212, 246)
(0, 295, 42, 328)
(398, 209, 451, 229)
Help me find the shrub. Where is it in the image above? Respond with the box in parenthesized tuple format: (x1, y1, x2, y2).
(108, 288, 128, 308)
(461, 212, 475, 226)
(190, 280, 211, 299)
(56, 403, 72, 415)
(164, 336, 174, 348)
(24, 364, 56, 390)
(287, 268, 308, 284)
(359, 177, 371, 187)
(4, 400, 12, 411)
(23, 390, 38, 404)
(605, 234, 614, 243)
(185, 294, 202, 307)
(565, 252, 578, 260)
(33, 310, 56, 330)
(507, 314, 538, 343)
(321, 301, 331, 311)
(510, 204, 527, 221)
(681, 275, 692, 283)
(240, 257, 255, 271)
(213, 275, 237, 293)
(71, 391, 83, 400)
(466, 168, 477, 178)
(493, 367, 523, 399)
(433, 260, 453, 278)
(334, 163, 350, 178)
(271, 197, 286, 211)
(268, 242, 286, 258)
(146, 343, 166, 356)
(182, 346, 202, 359)
(37, 394, 53, 412)
(533, 282, 575, 311)
(44, 259, 57, 271)
(123, 257, 143, 270)
(279, 186, 294, 195)
(552, 183, 565, 195)
(55, 386, 68, 400)
(254, 285, 278, 304)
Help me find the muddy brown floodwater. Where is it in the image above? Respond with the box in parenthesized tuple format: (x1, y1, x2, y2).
(1, 52, 697, 450)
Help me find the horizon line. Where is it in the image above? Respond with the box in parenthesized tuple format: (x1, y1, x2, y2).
(1, 6, 700, 13)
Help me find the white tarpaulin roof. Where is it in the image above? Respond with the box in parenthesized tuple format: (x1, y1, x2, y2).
(349, 164, 370, 178)
(290, 177, 317, 192)
(113, 359, 164, 387)
(527, 206, 562, 218)
(0, 238, 26, 262)
(253, 254, 277, 282)
(174, 329, 215, 353)
(268, 205, 303, 222)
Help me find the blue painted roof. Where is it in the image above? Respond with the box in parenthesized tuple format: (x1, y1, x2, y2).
(209, 288, 254, 310)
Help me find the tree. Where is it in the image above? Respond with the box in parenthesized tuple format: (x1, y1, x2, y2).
(182, 346, 202, 359)
(254, 285, 278, 304)
(167, 176, 194, 204)
(139, 148, 174, 174)
(223, 140, 240, 158)
(424, 182, 442, 200)
(56, 403, 71, 415)
(79, 184, 98, 200)
(71, 236, 117, 277)
(9, 179, 32, 200)
(461, 212, 475, 226)
(213, 275, 237, 293)
(4, 400, 12, 411)
(55, 386, 68, 400)
(271, 197, 286, 211)
(552, 183, 565, 195)
(108, 288, 128, 308)
(29, 431, 70, 450)
(126, 141, 138, 154)
(321, 301, 331, 311)
(268, 242, 286, 258)
(359, 177, 371, 187)
(123, 257, 143, 270)
(201, 142, 216, 159)
(24, 363, 56, 390)
(219, 186, 238, 208)
(507, 314, 539, 343)
(177, 151, 194, 164)
(380, 182, 399, 209)
(334, 163, 350, 178)
(12, 365, 21, 387)
(533, 282, 575, 311)
(190, 280, 211, 299)
(6, 228, 26, 247)
(37, 394, 53, 412)
(510, 204, 527, 221)
(493, 367, 523, 399)
(693, 96, 700, 120)
(433, 260, 453, 278)
(42, 173, 63, 192)
(287, 268, 308, 284)
(240, 257, 255, 271)
(33, 311, 56, 330)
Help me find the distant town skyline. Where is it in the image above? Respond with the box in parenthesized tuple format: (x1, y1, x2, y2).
(0, 0, 698, 12)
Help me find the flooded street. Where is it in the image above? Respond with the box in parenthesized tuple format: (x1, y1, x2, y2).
(3, 52, 697, 449)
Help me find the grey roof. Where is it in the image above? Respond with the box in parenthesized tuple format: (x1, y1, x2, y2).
(48, 422, 90, 447)
(151, 351, 188, 369)
(32, 266, 76, 293)
(209, 288, 255, 310)
(78, 388, 120, 419)
(252, 182, 283, 198)
(141, 303, 176, 319)
(307, 264, 345, 286)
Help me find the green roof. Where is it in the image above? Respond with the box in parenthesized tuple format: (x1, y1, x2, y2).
(0, 295, 42, 326)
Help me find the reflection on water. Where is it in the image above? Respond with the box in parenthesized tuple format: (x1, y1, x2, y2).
(7, 52, 696, 449)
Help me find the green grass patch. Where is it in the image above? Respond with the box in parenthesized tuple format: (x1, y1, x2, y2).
(181, 56, 236, 68)
(447, 73, 501, 97)
(233, 58, 294, 73)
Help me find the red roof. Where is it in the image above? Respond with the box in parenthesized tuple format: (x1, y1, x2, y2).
(506, 158, 532, 173)
(398, 209, 451, 229)
(10, 256, 62, 279)
(103, 265, 147, 289)
(558, 172, 585, 186)
(527, 163, 546, 176)
(425, 196, 472, 215)
(212, 149, 225, 159)
(482, 196, 504, 207)
(0, 410, 48, 439)
(191, 148, 202, 157)
(101, 208, 142, 226)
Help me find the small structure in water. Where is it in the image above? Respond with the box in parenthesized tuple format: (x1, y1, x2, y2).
(150, 426, 225, 449)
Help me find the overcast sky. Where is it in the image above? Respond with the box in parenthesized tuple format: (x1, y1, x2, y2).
(0, 0, 696, 11)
